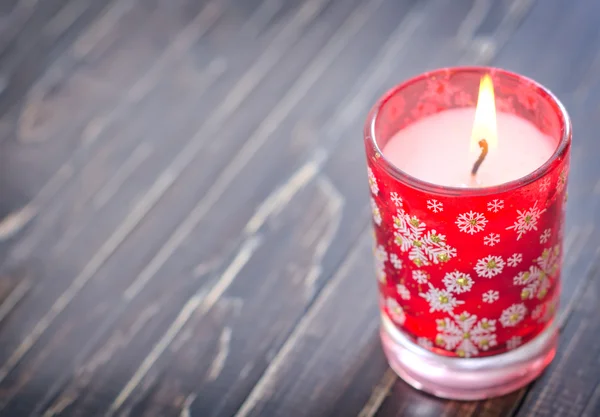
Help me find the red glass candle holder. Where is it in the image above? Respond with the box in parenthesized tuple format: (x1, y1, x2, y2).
(364, 67, 571, 400)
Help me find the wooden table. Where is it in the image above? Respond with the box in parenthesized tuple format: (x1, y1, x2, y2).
(0, 0, 599, 415)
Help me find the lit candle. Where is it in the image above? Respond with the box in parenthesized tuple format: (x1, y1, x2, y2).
(382, 75, 556, 187)
(363, 67, 571, 401)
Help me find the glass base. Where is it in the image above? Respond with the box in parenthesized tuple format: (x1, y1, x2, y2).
(380, 315, 557, 400)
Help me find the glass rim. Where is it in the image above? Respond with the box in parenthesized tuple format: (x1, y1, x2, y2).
(365, 66, 572, 197)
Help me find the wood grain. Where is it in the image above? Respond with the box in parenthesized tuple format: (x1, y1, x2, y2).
(0, 0, 599, 416)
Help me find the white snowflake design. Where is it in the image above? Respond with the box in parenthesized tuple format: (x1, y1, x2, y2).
(507, 253, 523, 267)
(390, 253, 402, 270)
(371, 197, 381, 226)
(368, 168, 378, 195)
(474, 255, 505, 278)
(412, 270, 429, 284)
(423, 77, 462, 105)
(435, 312, 497, 357)
(386, 297, 405, 325)
(558, 169, 567, 193)
(427, 199, 443, 213)
(393, 209, 456, 266)
(506, 201, 546, 240)
(540, 228, 551, 244)
(454, 90, 474, 107)
(484, 233, 500, 247)
(419, 283, 464, 313)
(487, 199, 504, 213)
(539, 177, 551, 192)
(390, 192, 402, 207)
(482, 290, 499, 304)
(397, 284, 411, 300)
(513, 245, 560, 301)
(531, 304, 543, 321)
(442, 271, 474, 294)
(417, 337, 433, 349)
(536, 296, 558, 323)
(500, 303, 527, 328)
(456, 211, 488, 235)
(506, 336, 522, 350)
(374, 244, 388, 283)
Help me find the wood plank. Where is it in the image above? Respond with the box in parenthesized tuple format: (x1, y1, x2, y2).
(0, 0, 110, 230)
(230, 233, 379, 417)
(114, 178, 347, 417)
(0, 0, 112, 119)
(29, 0, 398, 413)
(2, 0, 287, 266)
(0, 0, 231, 366)
(0, 0, 385, 414)
(0, 268, 33, 328)
(514, 270, 600, 417)
(0, 0, 598, 416)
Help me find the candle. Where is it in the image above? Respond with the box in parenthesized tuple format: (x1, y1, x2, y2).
(363, 67, 571, 401)
(382, 108, 556, 187)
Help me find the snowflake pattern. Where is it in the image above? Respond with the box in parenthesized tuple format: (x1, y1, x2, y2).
(540, 228, 551, 244)
(474, 255, 505, 278)
(558, 169, 567, 193)
(390, 253, 402, 270)
(423, 76, 461, 105)
(531, 305, 543, 321)
(500, 303, 527, 328)
(487, 199, 504, 213)
(427, 199, 443, 213)
(419, 283, 464, 313)
(496, 96, 516, 113)
(537, 297, 558, 323)
(506, 336, 522, 350)
(482, 290, 499, 304)
(390, 192, 402, 207)
(513, 245, 560, 301)
(506, 201, 546, 240)
(456, 211, 488, 235)
(364, 72, 568, 357)
(507, 253, 523, 267)
(393, 209, 456, 266)
(411, 101, 441, 119)
(397, 284, 411, 300)
(368, 168, 378, 195)
(412, 270, 429, 284)
(442, 271, 474, 294)
(539, 177, 551, 192)
(373, 244, 388, 283)
(371, 198, 381, 226)
(516, 87, 537, 111)
(435, 312, 497, 357)
(453, 90, 474, 106)
(484, 233, 500, 247)
(386, 297, 405, 325)
(417, 337, 433, 349)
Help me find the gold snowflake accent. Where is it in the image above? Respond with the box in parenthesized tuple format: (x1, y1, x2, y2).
(513, 245, 560, 301)
(392, 209, 456, 266)
(435, 312, 497, 357)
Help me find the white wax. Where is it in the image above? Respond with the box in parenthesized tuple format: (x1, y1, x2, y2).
(382, 108, 556, 187)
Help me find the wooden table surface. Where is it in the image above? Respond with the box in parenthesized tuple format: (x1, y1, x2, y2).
(0, 0, 599, 416)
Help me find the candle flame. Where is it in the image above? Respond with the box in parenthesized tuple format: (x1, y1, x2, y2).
(471, 74, 497, 151)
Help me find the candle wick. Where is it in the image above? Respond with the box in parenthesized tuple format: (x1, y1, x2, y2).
(471, 139, 489, 177)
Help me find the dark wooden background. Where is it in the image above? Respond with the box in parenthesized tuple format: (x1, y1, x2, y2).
(0, 0, 599, 416)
